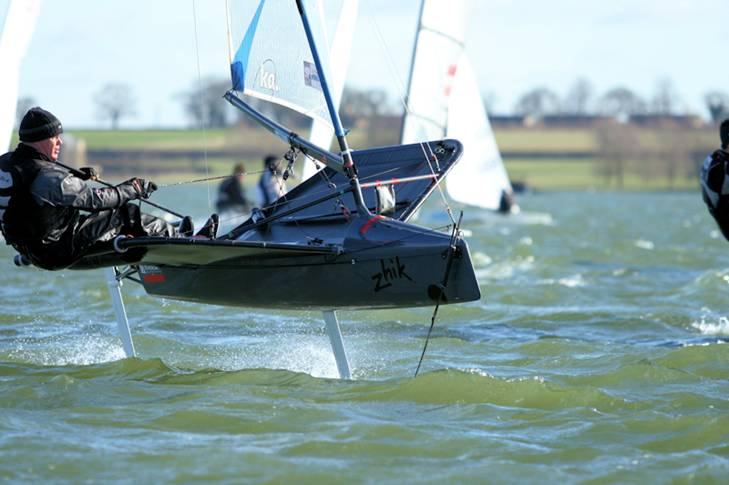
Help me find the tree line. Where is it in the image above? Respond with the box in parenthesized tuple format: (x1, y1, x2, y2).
(511, 78, 728, 122)
(16, 77, 729, 129)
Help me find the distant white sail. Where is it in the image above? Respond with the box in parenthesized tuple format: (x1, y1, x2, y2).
(0, 0, 42, 151)
(401, 0, 517, 212)
(304, 0, 359, 180)
(228, 0, 333, 126)
(400, 0, 469, 144)
(446, 55, 514, 211)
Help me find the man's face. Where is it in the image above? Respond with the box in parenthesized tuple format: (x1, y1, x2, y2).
(34, 135, 63, 161)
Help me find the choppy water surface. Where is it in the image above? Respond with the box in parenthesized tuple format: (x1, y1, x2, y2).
(1, 190, 728, 483)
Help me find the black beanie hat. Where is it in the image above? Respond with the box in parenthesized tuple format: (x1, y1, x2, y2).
(19, 107, 63, 142)
(721, 119, 729, 148)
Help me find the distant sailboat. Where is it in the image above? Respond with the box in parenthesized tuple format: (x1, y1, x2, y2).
(0, 0, 42, 151)
(446, 54, 518, 213)
(401, 0, 518, 213)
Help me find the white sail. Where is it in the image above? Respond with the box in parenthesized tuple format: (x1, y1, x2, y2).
(0, 0, 42, 151)
(304, 0, 359, 180)
(400, 0, 469, 144)
(228, 0, 333, 126)
(401, 0, 517, 212)
(446, 54, 515, 211)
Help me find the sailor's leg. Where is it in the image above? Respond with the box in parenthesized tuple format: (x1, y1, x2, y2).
(322, 310, 351, 379)
(105, 267, 136, 358)
(138, 212, 177, 237)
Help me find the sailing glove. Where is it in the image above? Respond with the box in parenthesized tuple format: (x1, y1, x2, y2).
(77, 167, 98, 181)
(119, 178, 158, 199)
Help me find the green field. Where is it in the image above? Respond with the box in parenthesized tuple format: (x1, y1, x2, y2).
(506, 159, 699, 190)
(8, 124, 714, 190)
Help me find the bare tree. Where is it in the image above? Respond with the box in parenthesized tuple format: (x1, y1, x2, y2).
(705, 91, 729, 122)
(340, 87, 391, 126)
(513, 87, 560, 117)
(598, 87, 646, 120)
(650, 78, 680, 115)
(594, 121, 642, 188)
(94, 83, 136, 129)
(563, 78, 594, 115)
(182, 77, 235, 129)
(653, 121, 690, 187)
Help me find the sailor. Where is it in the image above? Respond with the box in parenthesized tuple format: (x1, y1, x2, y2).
(0, 107, 203, 270)
(257, 154, 286, 207)
(700, 119, 729, 240)
(497, 189, 517, 214)
(216, 163, 250, 214)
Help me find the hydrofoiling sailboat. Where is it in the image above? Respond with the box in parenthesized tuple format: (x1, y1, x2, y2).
(14, 0, 481, 379)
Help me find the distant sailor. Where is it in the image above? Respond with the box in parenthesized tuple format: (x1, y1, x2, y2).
(257, 154, 286, 207)
(700, 119, 729, 240)
(0, 107, 213, 270)
(497, 189, 517, 214)
(216, 163, 250, 214)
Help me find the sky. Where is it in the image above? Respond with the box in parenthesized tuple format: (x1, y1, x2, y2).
(4, 0, 728, 128)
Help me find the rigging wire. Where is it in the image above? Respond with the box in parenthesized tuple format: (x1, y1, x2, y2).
(191, 0, 212, 209)
(155, 169, 267, 188)
(368, 15, 456, 226)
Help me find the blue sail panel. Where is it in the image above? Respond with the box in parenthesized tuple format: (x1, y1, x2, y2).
(227, 0, 333, 125)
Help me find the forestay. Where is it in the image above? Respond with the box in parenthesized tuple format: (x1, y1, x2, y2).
(228, 0, 335, 126)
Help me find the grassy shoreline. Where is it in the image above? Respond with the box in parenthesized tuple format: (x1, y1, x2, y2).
(9, 125, 714, 190)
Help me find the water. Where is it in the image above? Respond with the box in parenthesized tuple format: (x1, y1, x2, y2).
(2, 189, 729, 483)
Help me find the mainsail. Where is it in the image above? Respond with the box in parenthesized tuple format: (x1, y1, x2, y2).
(228, 0, 334, 126)
(400, 0, 468, 143)
(304, 0, 359, 180)
(401, 0, 517, 212)
(445, 54, 514, 211)
(0, 0, 42, 151)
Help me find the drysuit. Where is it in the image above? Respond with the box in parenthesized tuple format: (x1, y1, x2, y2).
(0, 143, 174, 270)
(701, 148, 729, 241)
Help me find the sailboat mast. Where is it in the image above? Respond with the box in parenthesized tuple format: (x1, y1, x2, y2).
(296, 0, 369, 216)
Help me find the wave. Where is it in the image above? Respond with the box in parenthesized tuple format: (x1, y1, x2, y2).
(691, 316, 729, 336)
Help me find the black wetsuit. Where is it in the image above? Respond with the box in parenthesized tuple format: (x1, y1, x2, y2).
(216, 177, 249, 213)
(0, 143, 175, 270)
(700, 148, 729, 240)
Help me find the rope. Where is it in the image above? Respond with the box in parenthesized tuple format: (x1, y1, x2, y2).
(369, 15, 456, 227)
(418, 142, 457, 226)
(155, 170, 267, 188)
(191, 0, 211, 209)
(414, 211, 463, 377)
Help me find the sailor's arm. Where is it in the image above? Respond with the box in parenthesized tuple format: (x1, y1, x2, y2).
(30, 169, 148, 211)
